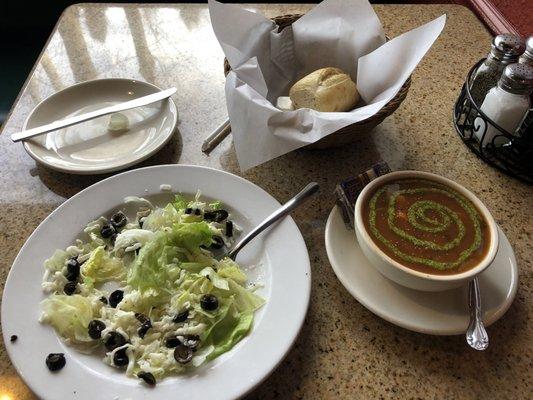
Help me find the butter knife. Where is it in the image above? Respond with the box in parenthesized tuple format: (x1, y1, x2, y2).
(11, 87, 177, 142)
(202, 118, 231, 154)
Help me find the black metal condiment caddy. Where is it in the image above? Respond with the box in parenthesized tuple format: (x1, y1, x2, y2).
(453, 59, 533, 184)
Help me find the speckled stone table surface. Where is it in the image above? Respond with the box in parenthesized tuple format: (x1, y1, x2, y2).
(1, 3, 532, 399)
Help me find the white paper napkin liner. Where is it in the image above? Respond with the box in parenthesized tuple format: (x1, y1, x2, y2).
(292, 0, 386, 78)
(357, 14, 447, 103)
(209, 0, 446, 170)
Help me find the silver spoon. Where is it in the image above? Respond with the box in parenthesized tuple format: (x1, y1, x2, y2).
(227, 182, 319, 260)
(466, 277, 489, 350)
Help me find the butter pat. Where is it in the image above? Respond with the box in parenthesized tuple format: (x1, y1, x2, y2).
(276, 96, 294, 111)
(108, 112, 130, 132)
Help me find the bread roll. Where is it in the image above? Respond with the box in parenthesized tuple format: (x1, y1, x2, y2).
(289, 67, 359, 112)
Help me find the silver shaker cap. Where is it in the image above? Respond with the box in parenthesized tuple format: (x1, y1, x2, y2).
(499, 63, 533, 94)
(490, 34, 525, 62)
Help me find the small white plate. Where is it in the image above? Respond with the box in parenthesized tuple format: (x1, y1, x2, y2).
(325, 206, 518, 335)
(22, 79, 178, 174)
(2, 165, 311, 400)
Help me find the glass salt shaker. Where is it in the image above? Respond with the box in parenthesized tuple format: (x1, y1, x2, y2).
(518, 36, 533, 66)
(517, 36, 533, 133)
(474, 63, 533, 147)
(469, 34, 525, 106)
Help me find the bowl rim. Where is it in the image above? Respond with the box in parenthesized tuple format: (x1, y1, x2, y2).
(354, 170, 499, 282)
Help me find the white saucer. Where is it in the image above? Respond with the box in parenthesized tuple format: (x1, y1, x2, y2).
(325, 206, 518, 335)
(23, 79, 178, 174)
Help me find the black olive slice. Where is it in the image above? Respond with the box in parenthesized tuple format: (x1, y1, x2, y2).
(165, 336, 182, 348)
(182, 335, 200, 350)
(138, 371, 156, 386)
(134, 313, 149, 324)
(88, 320, 106, 339)
(46, 353, 66, 371)
(209, 236, 224, 250)
(100, 223, 116, 238)
(172, 310, 189, 323)
(138, 320, 152, 339)
(104, 332, 127, 351)
(110, 212, 127, 229)
(204, 210, 228, 223)
(113, 348, 129, 367)
(109, 290, 124, 308)
(225, 221, 233, 237)
(63, 281, 77, 295)
(174, 345, 193, 364)
(65, 258, 80, 281)
(200, 294, 218, 311)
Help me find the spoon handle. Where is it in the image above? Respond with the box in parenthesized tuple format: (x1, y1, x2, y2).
(466, 277, 489, 350)
(227, 182, 319, 260)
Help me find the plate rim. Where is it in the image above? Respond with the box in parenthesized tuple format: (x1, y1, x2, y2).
(21, 78, 178, 175)
(325, 205, 518, 336)
(1, 164, 311, 399)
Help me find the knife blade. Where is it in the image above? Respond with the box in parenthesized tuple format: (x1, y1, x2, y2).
(11, 87, 177, 142)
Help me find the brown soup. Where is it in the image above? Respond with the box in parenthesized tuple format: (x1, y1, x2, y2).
(362, 178, 490, 275)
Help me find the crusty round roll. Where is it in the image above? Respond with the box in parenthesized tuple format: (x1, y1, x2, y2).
(289, 67, 360, 112)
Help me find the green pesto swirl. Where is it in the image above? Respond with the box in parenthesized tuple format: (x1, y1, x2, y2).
(368, 182, 483, 270)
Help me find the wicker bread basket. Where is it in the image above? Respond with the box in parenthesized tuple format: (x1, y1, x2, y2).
(223, 14, 411, 149)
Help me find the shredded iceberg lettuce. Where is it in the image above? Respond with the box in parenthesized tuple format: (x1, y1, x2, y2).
(81, 246, 125, 286)
(40, 193, 263, 383)
(40, 295, 96, 345)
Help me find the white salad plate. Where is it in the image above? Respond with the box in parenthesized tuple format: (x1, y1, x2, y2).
(22, 78, 178, 174)
(1, 165, 311, 400)
(325, 206, 518, 335)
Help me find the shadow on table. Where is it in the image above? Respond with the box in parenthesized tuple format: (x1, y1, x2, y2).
(31, 128, 183, 199)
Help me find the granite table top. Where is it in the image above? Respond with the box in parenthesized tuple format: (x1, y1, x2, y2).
(0, 3, 531, 399)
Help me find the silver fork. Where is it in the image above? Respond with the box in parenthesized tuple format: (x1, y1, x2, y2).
(226, 182, 319, 260)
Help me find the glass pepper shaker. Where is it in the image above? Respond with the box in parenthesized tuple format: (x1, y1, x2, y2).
(469, 34, 525, 107)
(474, 63, 533, 147)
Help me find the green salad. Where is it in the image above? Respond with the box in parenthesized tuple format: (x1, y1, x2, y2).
(40, 193, 265, 385)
